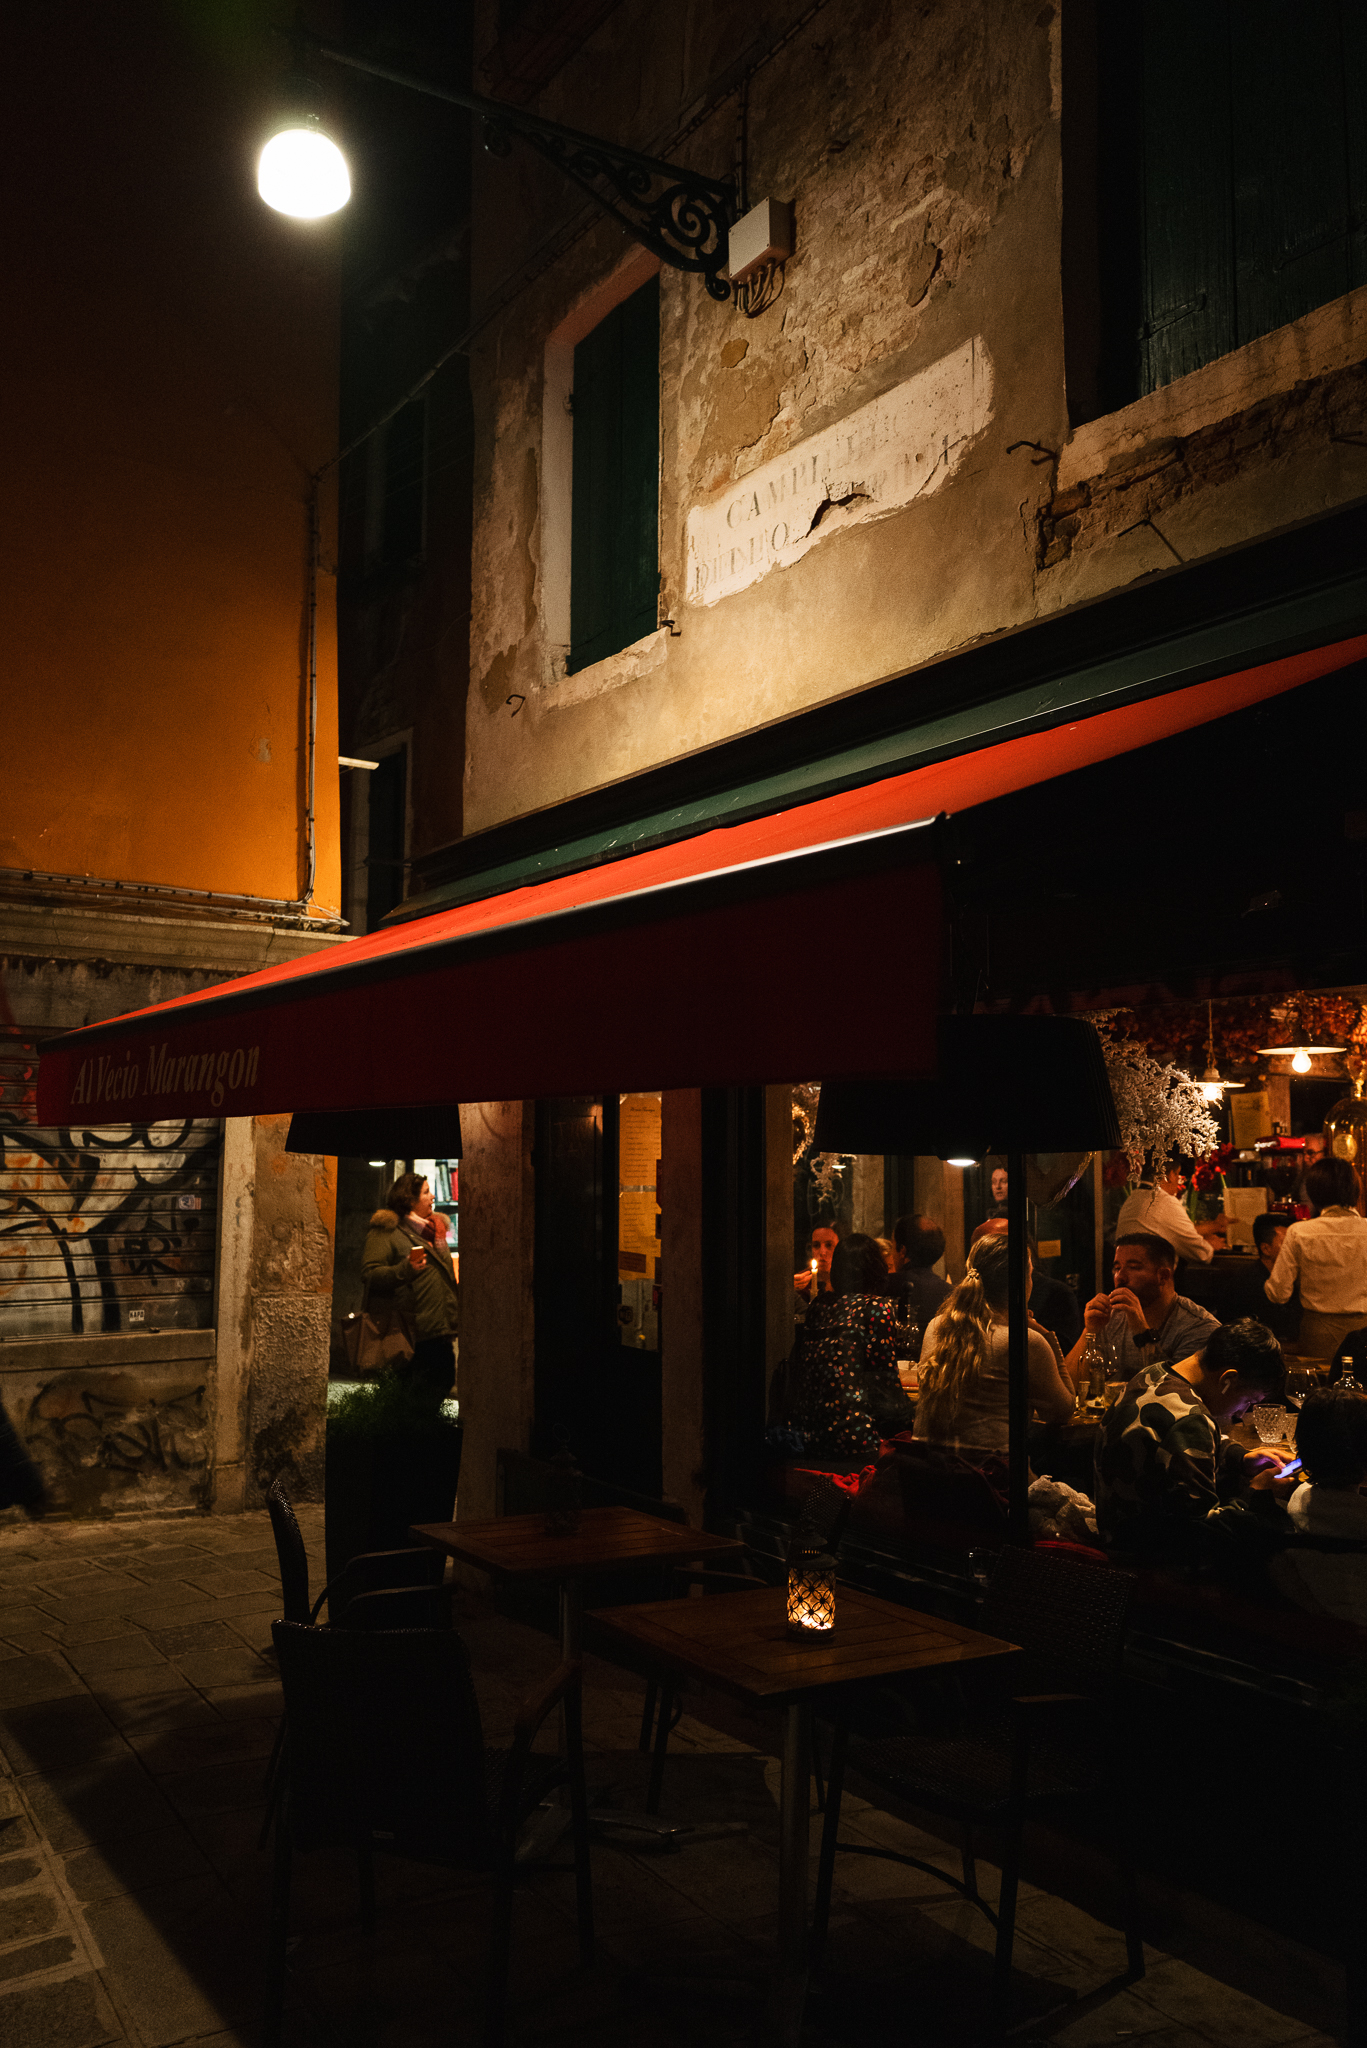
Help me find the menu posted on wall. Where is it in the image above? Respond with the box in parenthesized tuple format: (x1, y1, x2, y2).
(618, 1093, 661, 1275)
(618, 1093, 662, 1351)
(1230, 1090, 1272, 1149)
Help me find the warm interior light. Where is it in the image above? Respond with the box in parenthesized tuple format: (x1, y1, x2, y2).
(258, 125, 350, 218)
(945, 1156, 978, 1169)
(1292, 1049, 1312, 1074)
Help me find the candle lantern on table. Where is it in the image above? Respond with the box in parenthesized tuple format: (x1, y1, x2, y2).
(786, 1529, 837, 1638)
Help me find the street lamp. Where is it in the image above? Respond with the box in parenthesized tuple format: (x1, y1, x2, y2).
(258, 120, 350, 218)
(258, 31, 738, 299)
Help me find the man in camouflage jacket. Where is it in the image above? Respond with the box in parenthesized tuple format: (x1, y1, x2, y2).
(1095, 1318, 1290, 1558)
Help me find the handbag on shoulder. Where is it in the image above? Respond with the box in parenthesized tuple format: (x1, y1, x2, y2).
(341, 1282, 416, 1377)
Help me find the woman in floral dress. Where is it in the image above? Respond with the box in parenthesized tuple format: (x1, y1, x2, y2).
(793, 1233, 914, 1457)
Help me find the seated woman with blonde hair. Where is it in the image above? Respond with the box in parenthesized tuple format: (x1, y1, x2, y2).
(915, 1233, 1074, 1456)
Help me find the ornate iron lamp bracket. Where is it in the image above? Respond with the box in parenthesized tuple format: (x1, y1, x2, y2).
(311, 40, 737, 301)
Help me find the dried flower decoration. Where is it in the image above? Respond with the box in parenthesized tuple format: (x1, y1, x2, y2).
(1087, 1011, 1220, 1177)
(810, 1150, 854, 1204)
(792, 1082, 820, 1165)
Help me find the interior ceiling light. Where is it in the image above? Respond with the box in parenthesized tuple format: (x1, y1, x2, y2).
(258, 119, 350, 218)
(1257, 1039, 1345, 1074)
(1198, 999, 1245, 1100)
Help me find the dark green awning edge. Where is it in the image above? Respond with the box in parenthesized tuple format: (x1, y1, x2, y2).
(388, 504, 1367, 928)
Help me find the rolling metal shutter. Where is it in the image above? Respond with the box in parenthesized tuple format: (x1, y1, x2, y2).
(1, 1034, 220, 1338)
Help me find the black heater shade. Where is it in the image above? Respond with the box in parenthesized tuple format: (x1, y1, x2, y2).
(813, 1015, 1120, 1157)
(285, 1103, 464, 1159)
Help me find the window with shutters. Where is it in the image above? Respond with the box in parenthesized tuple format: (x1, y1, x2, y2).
(568, 277, 660, 675)
(1092, 1, 1367, 411)
(1, 1037, 220, 1338)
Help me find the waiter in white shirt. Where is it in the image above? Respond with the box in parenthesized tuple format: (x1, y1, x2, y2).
(1115, 1155, 1214, 1267)
(1266, 1155, 1367, 1361)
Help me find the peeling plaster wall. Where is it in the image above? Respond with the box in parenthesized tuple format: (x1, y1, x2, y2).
(466, 0, 1065, 828)
(464, 0, 1367, 834)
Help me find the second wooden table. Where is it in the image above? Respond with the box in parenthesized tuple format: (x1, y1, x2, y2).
(410, 1504, 748, 1656)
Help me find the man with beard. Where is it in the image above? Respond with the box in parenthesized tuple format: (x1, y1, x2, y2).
(1065, 1233, 1220, 1385)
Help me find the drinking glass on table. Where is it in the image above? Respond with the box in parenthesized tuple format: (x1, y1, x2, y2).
(1251, 1405, 1297, 1448)
(1286, 1366, 1317, 1408)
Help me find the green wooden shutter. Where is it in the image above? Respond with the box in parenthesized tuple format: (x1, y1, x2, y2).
(1137, 0, 1235, 395)
(1232, 1, 1359, 347)
(1130, 0, 1367, 400)
(569, 277, 660, 675)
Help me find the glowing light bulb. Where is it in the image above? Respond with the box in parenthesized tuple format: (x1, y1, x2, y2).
(258, 126, 350, 219)
(1292, 1050, 1312, 1074)
(946, 1157, 978, 1169)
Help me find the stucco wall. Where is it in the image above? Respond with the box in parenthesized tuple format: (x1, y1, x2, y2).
(4, 0, 340, 919)
(462, 0, 1367, 836)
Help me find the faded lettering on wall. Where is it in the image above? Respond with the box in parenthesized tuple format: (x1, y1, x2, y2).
(685, 338, 993, 606)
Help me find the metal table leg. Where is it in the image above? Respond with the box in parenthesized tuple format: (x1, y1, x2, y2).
(560, 1575, 687, 1844)
(559, 1580, 582, 1661)
(763, 1701, 812, 2047)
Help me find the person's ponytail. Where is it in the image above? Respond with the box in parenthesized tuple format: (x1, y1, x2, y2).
(916, 1241, 1003, 1435)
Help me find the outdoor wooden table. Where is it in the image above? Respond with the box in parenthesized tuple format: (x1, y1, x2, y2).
(588, 1581, 1019, 2047)
(410, 1505, 748, 1658)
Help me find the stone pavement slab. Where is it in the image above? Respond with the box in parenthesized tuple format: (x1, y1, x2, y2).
(0, 1502, 1350, 2048)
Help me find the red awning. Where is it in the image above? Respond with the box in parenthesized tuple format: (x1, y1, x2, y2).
(34, 634, 1365, 1124)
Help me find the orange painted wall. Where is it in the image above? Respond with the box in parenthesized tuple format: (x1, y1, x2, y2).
(3, 2, 342, 919)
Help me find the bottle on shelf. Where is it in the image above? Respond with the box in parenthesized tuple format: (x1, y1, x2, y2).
(1338, 1353, 1361, 1392)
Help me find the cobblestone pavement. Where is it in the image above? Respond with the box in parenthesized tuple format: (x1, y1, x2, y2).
(0, 1505, 1348, 2047)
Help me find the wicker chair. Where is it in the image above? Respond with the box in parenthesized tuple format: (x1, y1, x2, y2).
(812, 1545, 1142, 2037)
(265, 1620, 593, 2048)
(264, 1477, 447, 1626)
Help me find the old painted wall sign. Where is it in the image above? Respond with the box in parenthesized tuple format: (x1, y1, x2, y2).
(685, 338, 994, 607)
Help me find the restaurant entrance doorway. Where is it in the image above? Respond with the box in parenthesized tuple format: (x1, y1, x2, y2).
(532, 1092, 664, 1498)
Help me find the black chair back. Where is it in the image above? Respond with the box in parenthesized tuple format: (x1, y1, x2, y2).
(981, 1545, 1133, 1695)
(272, 1621, 493, 1865)
(340, 1585, 452, 1630)
(325, 1545, 446, 1626)
(266, 1479, 311, 1623)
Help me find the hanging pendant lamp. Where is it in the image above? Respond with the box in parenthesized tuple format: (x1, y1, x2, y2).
(1197, 999, 1245, 1101)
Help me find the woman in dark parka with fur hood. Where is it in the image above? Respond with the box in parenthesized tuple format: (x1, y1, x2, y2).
(362, 1171, 458, 1400)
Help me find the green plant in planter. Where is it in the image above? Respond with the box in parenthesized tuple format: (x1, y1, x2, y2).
(325, 1374, 462, 1582)
(327, 1372, 448, 1443)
